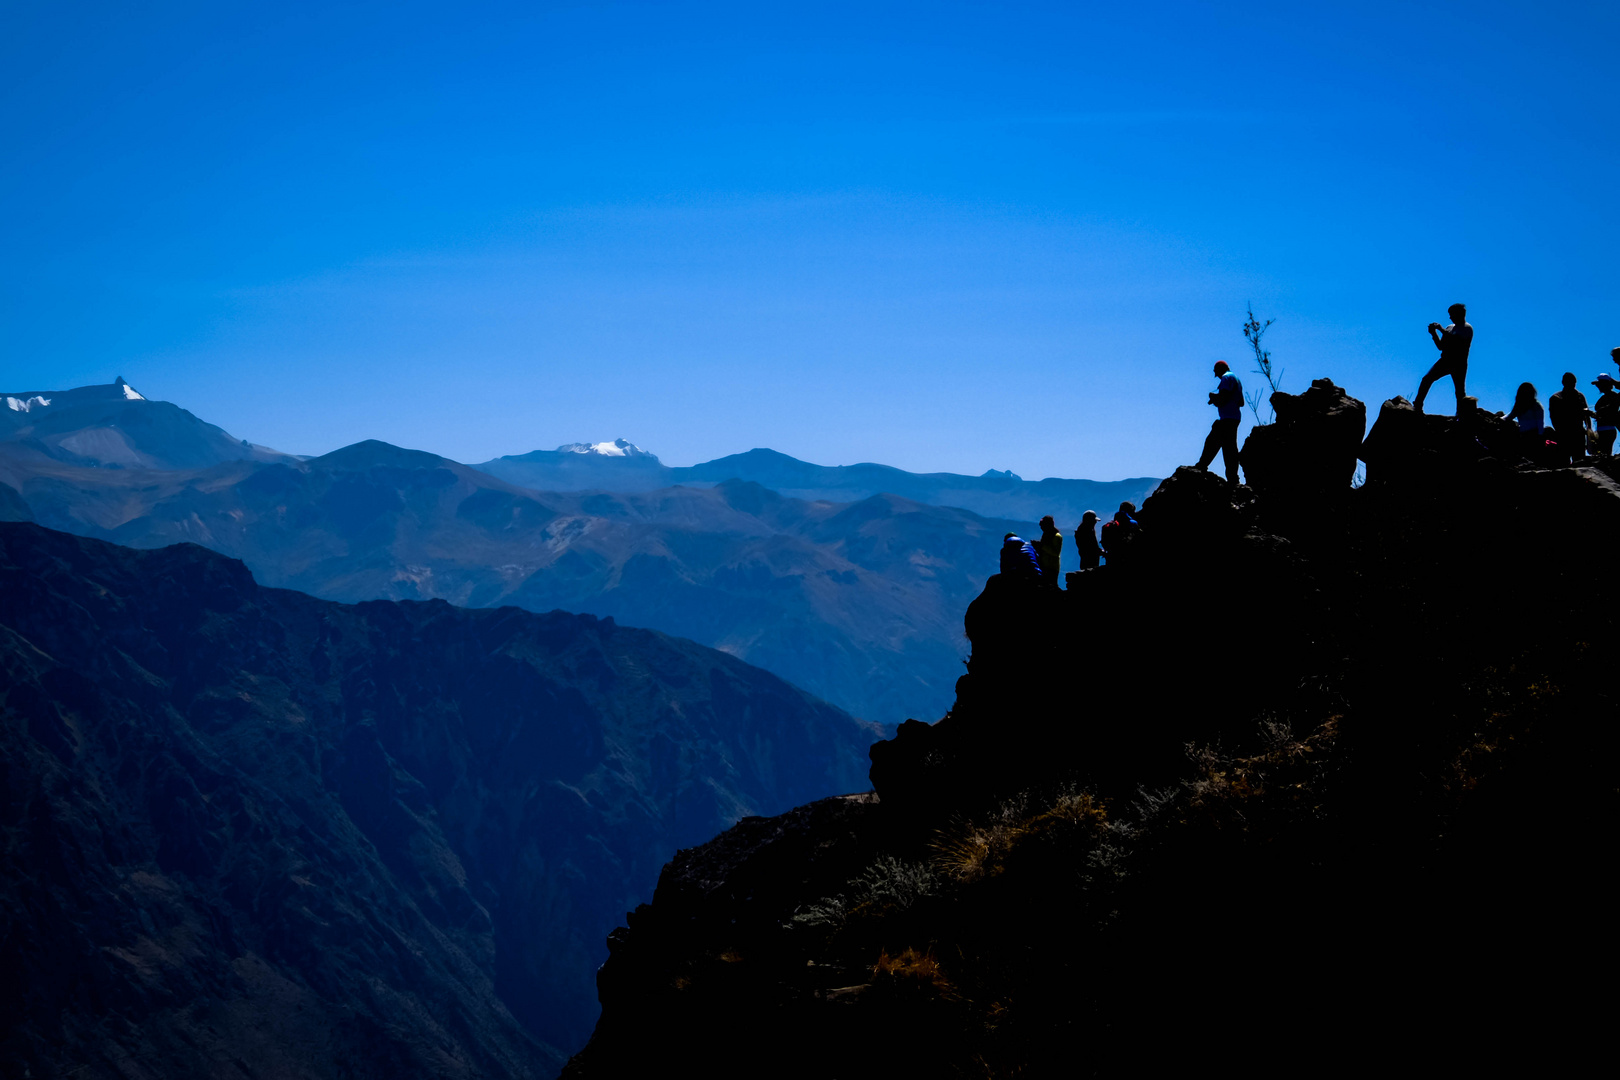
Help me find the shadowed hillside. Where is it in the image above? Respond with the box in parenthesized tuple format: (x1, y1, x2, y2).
(0, 523, 874, 1077)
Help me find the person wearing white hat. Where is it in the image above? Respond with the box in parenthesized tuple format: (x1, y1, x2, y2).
(1073, 511, 1102, 571)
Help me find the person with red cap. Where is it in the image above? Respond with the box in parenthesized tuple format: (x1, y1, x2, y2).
(1195, 360, 1243, 484)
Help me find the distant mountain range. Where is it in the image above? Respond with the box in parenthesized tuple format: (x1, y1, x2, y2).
(477, 442, 1159, 526)
(0, 521, 873, 1075)
(2, 377, 292, 471)
(0, 382, 1161, 724)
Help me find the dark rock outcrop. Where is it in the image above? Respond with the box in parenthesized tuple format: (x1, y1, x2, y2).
(569, 380, 1617, 1075)
(1239, 376, 1366, 499)
(1359, 394, 1523, 486)
(0, 523, 874, 1078)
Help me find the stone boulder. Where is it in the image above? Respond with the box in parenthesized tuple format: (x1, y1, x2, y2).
(1239, 378, 1366, 499)
(1359, 396, 1522, 486)
(1137, 464, 1251, 540)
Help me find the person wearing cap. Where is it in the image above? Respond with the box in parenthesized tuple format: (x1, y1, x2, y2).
(1414, 303, 1473, 414)
(1548, 372, 1592, 464)
(1073, 510, 1102, 571)
(1591, 374, 1619, 457)
(1035, 515, 1063, 588)
(999, 532, 1042, 585)
(1195, 360, 1243, 484)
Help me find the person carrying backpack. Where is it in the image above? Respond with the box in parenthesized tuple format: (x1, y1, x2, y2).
(1100, 502, 1139, 565)
(1195, 361, 1243, 484)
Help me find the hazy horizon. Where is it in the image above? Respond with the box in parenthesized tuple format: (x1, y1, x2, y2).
(5, 1, 1615, 482)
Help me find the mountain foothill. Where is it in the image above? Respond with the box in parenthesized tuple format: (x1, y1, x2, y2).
(0, 520, 874, 1076)
(0, 380, 1152, 1077)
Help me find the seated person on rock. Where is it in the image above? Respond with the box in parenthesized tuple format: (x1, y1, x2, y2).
(1000, 533, 1043, 585)
(1502, 382, 1549, 463)
(1414, 303, 1473, 415)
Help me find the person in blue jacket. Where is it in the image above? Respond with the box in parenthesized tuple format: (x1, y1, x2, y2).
(999, 533, 1042, 584)
(1196, 360, 1244, 484)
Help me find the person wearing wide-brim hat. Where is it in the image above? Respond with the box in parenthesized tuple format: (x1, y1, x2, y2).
(1591, 373, 1620, 457)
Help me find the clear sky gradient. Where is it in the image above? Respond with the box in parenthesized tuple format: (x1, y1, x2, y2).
(4, 1, 1616, 480)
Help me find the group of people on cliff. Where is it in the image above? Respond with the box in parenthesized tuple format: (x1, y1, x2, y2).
(999, 503, 1138, 588)
(999, 303, 1620, 587)
(1192, 302, 1620, 483)
(1416, 303, 1620, 463)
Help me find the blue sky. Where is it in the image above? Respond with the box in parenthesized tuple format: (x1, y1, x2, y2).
(3, 1, 1616, 480)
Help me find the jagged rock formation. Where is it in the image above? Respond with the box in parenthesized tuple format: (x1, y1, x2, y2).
(0, 523, 873, 1078)
(566, 386, 1617, 1076)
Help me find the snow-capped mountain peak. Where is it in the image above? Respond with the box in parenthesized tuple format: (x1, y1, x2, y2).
(6, 395, 51, 413)
(555, 438, 651, 458)
(116, 376, 145, 401)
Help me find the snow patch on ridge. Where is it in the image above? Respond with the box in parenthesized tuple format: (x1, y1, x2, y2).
(6, 396, 51, 413)
(555, 438, 651, 458)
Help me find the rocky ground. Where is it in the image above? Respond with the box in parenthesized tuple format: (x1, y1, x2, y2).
(565, 383, 1618, 1076)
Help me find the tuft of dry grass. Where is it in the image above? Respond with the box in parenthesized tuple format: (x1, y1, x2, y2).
(930, 786, 1109, 884)
(871, 947, 960, 1001)
(1177, 716, 1339, 831)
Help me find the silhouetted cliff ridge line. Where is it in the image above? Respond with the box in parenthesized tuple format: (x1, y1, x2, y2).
(567, 380, 1618, 1076)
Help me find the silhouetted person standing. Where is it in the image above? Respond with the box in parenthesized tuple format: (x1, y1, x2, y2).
(1414, 303, 1473, 414)
(1073, 510, 1101, 571)
(1592, 374, 1619, 457)
(1549, 372, 1592, 464)
(1196, 360, 1243, 484)
(1036, 516, 1062, 588)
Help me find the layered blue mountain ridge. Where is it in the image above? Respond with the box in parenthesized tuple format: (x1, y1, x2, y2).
(477, 442, 1159, 527)
(0, 382, 1160, 724)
